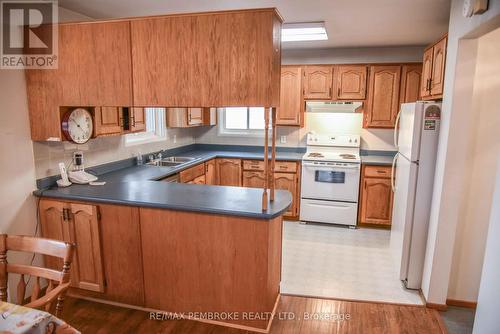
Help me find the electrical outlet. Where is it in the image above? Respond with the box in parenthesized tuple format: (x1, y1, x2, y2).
(173, 135, 177, 144)
(280, 135, 287, 144)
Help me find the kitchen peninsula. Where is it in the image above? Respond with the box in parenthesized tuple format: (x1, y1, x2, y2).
(34, 158, 291, 332)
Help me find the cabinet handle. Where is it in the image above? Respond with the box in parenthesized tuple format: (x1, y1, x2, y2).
(337, 87, 340, 97)
(428, 78, 432, 91)
(329, 87, 332, 97)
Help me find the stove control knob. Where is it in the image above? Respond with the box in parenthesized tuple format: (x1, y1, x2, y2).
(349, 139, 352, 143)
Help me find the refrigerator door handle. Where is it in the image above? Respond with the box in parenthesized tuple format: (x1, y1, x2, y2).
(391, 152, 399, 192)
(394, 109, 402, 149)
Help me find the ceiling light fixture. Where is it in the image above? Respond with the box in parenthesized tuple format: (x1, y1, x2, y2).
(281, 22, 328, 42)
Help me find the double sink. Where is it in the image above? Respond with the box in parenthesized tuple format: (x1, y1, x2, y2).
(147, 156, 198, 168)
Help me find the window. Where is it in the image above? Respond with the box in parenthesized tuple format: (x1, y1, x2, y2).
(221, 107, 271, 136)
(125, 108, 166, 145)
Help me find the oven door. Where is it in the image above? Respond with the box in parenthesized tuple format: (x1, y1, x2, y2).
(301, 161, 360, 202)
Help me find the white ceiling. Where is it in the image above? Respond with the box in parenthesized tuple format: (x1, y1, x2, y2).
(58, 0, 451, 49)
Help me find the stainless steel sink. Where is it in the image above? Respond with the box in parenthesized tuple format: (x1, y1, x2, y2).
(147, 156, 197, 167)
(162, 156, 196, 163)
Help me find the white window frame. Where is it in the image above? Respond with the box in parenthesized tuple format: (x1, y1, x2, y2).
(218, 107, 272, 137)
(125, 108, 167, 146)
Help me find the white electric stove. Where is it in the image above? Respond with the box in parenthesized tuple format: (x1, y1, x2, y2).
(300, 133, 361, 227)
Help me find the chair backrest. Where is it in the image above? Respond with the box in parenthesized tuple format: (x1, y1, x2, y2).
(0, 234, 74, 305)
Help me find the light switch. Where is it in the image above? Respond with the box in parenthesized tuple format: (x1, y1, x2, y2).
(280, 135, 287, 144)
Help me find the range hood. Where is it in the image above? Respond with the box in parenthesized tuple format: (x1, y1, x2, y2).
(306, 101, 363, 113)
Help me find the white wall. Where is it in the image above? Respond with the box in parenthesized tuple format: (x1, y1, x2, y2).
(473, 157, 500, 333)
(421, 0, 500, 305)
(447, 27, 500, 302)
(0, 6, 92, 301)
(282, 46, 425, 65)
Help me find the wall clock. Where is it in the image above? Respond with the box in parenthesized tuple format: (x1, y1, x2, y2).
(61, 108, 94, 144)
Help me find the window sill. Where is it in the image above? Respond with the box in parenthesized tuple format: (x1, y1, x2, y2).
(218, 129, 271, 138)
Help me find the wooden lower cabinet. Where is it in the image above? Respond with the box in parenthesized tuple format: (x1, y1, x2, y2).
(39, 199, 105, 292)
(216, 158, 242, 186)
(139, 208, 282, 330)
(205, 159, 216, 185)
(358, 165, 394, 226)
(242, 160, 300, 218)
(274, 172, 297, 217)
(242, 171, 266, 188)
(97, 204, 145, 305)
(39, 200, 145, 304)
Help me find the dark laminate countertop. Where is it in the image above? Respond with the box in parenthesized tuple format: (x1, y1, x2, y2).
(34, 146, 300, 219)
(360, 151, 396, 166)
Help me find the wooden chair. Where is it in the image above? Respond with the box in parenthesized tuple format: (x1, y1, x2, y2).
(0, 234, 75, 317)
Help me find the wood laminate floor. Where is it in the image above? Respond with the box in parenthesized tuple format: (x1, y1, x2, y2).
(61, 295, 446, 334)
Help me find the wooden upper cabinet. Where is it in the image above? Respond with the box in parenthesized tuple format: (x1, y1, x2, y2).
(303, 66, 333, 99)
(430, 36, 447, 97)
(365, 65, 401, 128)
(25, 21, 133, 141)
(421, 48, 434, 98)
(335, 65, 367, 100)
(131, 9, 282, 107)
(400, 64, 422, 104)
(216, 158, 242, 186)
(421, 35, 447, 100)
(277, 66, 303, 126)
(130, 108, 146, 132)
(94, 107, 123, 136)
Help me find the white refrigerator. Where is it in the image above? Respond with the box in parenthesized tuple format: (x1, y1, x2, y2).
(390, 101, 441, 290)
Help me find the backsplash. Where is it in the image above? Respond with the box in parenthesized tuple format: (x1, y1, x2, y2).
(33, 117, 395, 179)
(194, 113, 396, 151)
(32, 128, 196, 179)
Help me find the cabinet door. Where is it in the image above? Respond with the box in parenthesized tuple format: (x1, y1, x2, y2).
(216, 159, 242, 186)
(360, 177, 393, 225)
(400, 64, 422, 104)
(278, 66, 303, 126)
(303, 66, 333, 99)
(365, 65, 401, 128)
(130, 108, 146, 133)
(420, 48, 434, 98)
(131, 10, 281, 107)
(431, 37, 447, 97)
(242, 171, 266, 188)
(205, 159, 217, 185)
(68, 203, 105, 292)
(98, 204, 145, 306)
(274, 173, 297, 216)
(39, 200, 70, 271)
(58, 21, 133, 107)
(94, 107, 123, 136)
(335, 65, 367, 100)
(187, 108, 204, 126)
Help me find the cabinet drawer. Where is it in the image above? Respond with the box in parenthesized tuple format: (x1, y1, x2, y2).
(243, 160, 264, 171)
(242, 160, 297, 173)
(275, 161, 297, 173)
(179, 163, 205, 183)
(364, 165, 391, 178)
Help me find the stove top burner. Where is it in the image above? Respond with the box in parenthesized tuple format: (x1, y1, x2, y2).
(339, 154, 357, 159)
(308, 152, 324, 158)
